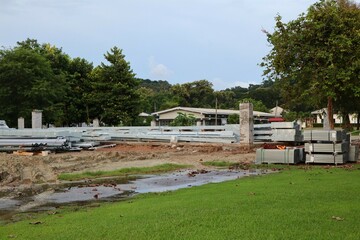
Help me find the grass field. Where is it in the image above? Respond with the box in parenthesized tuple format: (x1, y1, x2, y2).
(1, 165, 360, 239)
(58, 163, 191, 181)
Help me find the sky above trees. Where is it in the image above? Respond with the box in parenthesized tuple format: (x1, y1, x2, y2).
(0, 0, 339, 90)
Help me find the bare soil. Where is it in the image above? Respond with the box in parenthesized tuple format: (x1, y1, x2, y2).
(0, 142, 256, 189)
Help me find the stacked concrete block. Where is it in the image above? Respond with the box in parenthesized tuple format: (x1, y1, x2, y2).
(253, 123, 272, 141)
(304, 129, 349, 164)
(305, 142, 348, 153)
(303, 130, 347, 142)
(270, 122, 303, 142)
(348, 145, 359, 163)
(255, 147, 304, 164)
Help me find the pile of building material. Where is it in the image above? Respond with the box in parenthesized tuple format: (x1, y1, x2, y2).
(255, 146, 305, 164)
(88, 125, 240, 144)
(253, 122, 303, 143)
(0, 128, 83, 152)
(253, 124, 272, 141)
(271, 122, 303, 142)
(304, 130, 350, 164)
(0, 137, 74, 152)
(349, 145, 359, 162)
(0, 125, 241, 151)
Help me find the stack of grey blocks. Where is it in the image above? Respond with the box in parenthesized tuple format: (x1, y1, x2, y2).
(255, 147, 305, 164)
(253, 124, 272, 141)
(254, 121, 305, 164)
(304, 129, 357, 164)
(271, 122, 303, 142)
(349, 145, 359, 162)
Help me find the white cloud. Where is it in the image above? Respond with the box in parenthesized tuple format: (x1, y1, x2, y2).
(148, 56, 173, 80)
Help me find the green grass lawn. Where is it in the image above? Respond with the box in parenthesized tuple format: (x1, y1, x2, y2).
(201, 160, 236, 168)
(1, 166, 360, 239)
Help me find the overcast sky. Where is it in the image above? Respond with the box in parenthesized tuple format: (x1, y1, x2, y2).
(1, 0, 336, 90)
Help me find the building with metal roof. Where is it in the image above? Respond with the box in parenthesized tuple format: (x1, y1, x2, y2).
(151, 107, 274, 126)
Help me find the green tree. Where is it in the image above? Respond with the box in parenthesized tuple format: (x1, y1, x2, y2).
(87, 47, 140, 126)
(170, 112, 196, 126)
(238, 98, 269, 113)
(16, 39, 75, 126)
(171, 80, 215, 108)
(227, 114, 239, 124)
(64, 57, 94, 125)
(136, 79, 177, 113)
(0, 47, 64, 127)
(262, 0, 360, 129)
(214, 90, 236, 109)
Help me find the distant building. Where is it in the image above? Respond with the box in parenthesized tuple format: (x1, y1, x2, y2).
(270, 106, 285, 117)
(311, 108, 358, 124)
(151, 106, 275, 126)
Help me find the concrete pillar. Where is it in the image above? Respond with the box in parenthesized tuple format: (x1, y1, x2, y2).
(93, 118, 100, 127)
(322, 109, 330, 130)
(239, 103, 254, 146)
(151, 120, 156, 127)
(18, 117, 25, 129)
(32, 110, 42, 129)
(196, 121, 202, 126)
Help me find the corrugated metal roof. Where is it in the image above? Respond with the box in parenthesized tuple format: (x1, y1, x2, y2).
(152, 107, 274, 117)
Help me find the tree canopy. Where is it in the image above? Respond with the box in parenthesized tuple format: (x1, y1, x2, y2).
(0, 38, 286, 127)
(86, 47, 140, 126)
(261, 0, 360, 129)
(0, 44, 66, 126)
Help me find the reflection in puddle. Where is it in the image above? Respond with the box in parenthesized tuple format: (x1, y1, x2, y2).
(0, 169, 267, 222)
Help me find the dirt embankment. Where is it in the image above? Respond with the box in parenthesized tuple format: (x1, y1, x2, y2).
(0, 143, 256, 189)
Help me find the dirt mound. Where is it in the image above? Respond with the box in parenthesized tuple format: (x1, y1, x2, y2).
(0, 154, 57, 187)
(0, 142, 257, 189)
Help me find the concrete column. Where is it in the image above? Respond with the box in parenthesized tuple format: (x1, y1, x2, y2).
(239, 103, 254, 146)
(32, 110, 42, 129)
(151, 120, 156, 127)
(18, 117, 25, 129)
(322, 109, 330, 130)
(196, 121, 202, 126)
(93, 118, 100, 127)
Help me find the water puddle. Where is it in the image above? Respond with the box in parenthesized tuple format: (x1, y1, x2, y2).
(0, 169, 267, 223)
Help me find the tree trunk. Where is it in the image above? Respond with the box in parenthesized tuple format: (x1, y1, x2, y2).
(342, 112, 352, 131)
(327, 96, 334, 130)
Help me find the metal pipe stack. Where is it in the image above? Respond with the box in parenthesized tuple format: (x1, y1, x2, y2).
(0, 137, 71, 152)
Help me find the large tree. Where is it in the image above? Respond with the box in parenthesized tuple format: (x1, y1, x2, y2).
(171, 80, 215, 108)
(86, 47, 140, 126)
(15, 39, 74, 126)
(261, 0, 360, 129)
(64, 57, 93, 125)
(0, 47, 65, 127)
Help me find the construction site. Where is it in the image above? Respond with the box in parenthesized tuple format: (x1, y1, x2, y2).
(0, 103, 359, 223)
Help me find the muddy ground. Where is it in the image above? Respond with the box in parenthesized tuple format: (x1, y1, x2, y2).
(0, 142, 256, 191)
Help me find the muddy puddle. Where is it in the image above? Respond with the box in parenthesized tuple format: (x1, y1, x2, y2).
(0, 169, 267, 223)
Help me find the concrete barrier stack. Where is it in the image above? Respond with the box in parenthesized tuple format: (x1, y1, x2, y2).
(304, 130, 349, 164)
